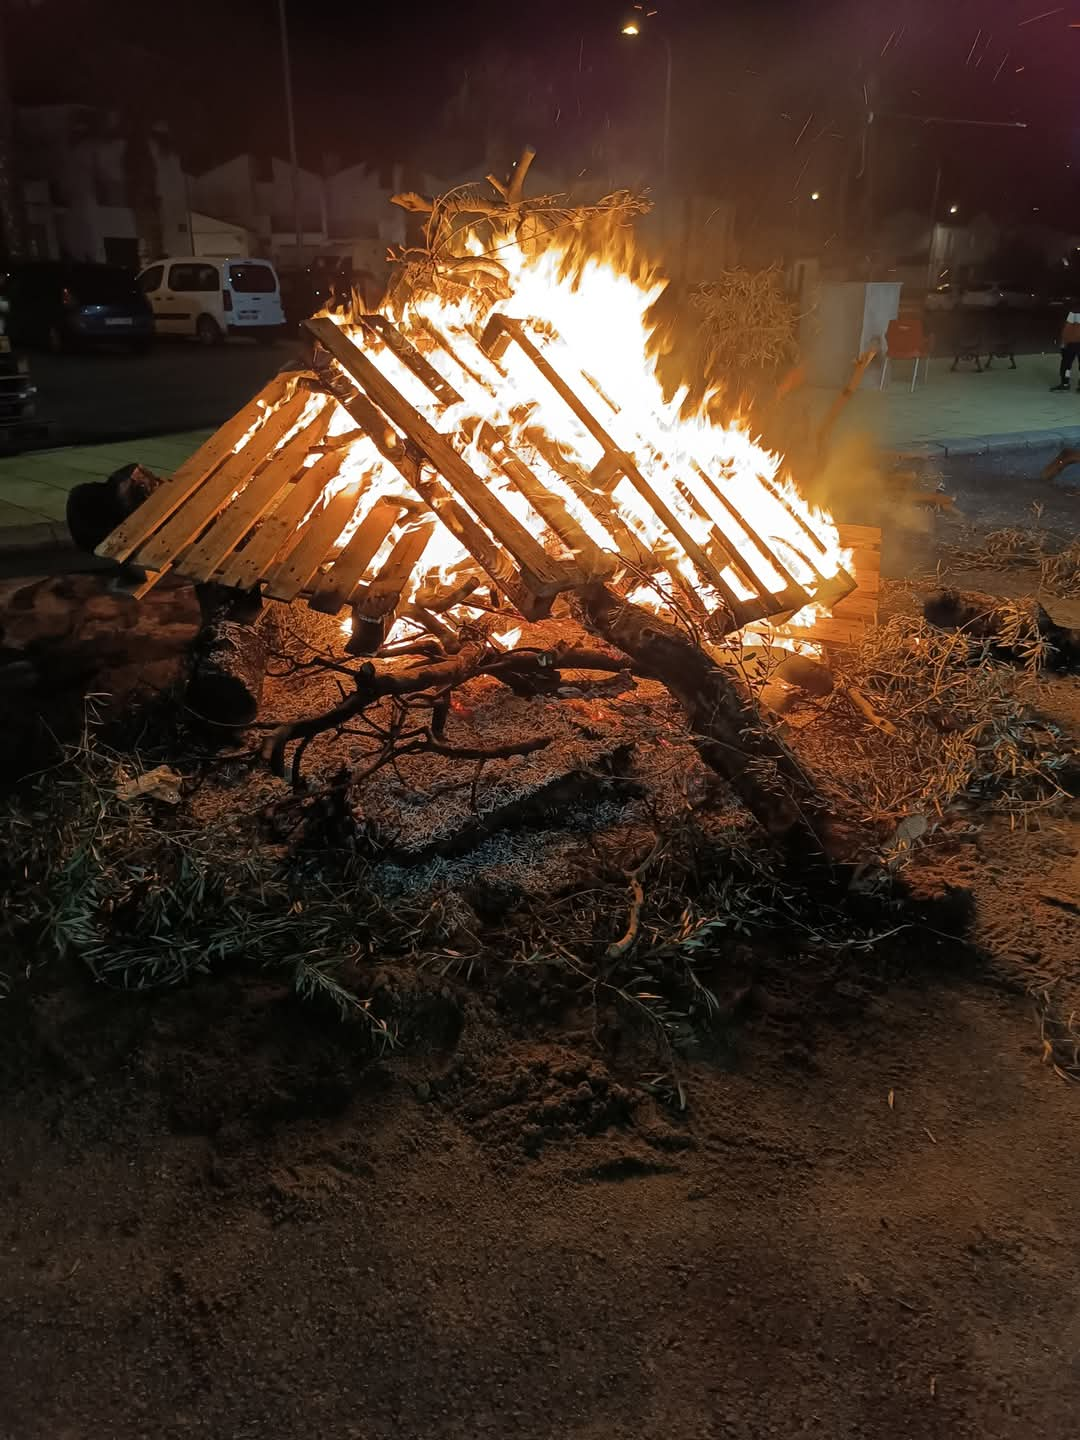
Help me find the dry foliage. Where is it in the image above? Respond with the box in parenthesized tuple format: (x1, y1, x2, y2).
(945, 525, 1080, 599)
(0, 698, 912, 1099)
(689, 267, 799, 377)
(828, 612, 1073, 830)
(385, 176, 652, 312)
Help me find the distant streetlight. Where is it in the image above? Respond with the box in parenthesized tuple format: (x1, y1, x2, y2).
(620, 11, 673, 190)
(810, 191, 821, 201)
(948, 203, 959, 215)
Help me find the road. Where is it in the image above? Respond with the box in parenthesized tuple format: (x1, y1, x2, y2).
(18, 337, 306, 449)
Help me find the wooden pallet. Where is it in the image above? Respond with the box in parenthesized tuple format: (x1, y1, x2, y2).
(479, 313, 856, 628)
(95, 311, 861, 649)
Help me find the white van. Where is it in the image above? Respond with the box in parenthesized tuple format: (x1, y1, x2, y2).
(137, 257, 285, 345)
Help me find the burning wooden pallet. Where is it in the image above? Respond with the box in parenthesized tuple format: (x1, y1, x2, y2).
(97, 310, 870, 651)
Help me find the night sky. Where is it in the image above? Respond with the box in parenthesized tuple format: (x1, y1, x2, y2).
(8, 0, 1080, 228)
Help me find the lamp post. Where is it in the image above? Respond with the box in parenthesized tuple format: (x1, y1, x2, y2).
(277, 0, 302, 260)
(621, 15, 673, 191)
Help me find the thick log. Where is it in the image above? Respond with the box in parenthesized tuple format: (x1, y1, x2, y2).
(187, 617, 268, 727)
(577, 585, 832, 859)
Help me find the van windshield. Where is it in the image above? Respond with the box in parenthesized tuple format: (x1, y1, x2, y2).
(228, 263, 277, 293)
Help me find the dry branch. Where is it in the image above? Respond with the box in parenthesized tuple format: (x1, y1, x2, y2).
(577, 586, 834, 860)
(261, 641, 628, 782)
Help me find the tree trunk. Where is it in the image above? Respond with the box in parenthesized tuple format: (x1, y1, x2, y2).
(186, 619, 268, 727)
(578, 585, 832, 859)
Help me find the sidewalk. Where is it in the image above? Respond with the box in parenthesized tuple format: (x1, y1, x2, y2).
(0, 430, 212, 541)
(821, 352, 1080, 457)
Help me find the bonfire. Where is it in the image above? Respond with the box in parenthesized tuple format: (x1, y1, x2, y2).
(84, 152, 882, 861)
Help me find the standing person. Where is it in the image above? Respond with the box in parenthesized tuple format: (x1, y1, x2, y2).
(1050, 303, 1080, 390)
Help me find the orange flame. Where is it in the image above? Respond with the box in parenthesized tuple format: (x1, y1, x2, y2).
(263, 226, 850, 641)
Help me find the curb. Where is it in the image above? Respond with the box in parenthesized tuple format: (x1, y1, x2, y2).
(892, 426, 1080, 461)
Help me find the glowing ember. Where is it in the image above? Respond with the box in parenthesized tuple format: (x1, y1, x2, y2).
(491, 626, 523, 650)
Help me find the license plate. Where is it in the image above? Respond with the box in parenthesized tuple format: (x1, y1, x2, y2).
(106, 317, 133, 327)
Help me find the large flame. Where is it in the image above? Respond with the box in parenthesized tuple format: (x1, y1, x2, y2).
(248, 224, 849, 644)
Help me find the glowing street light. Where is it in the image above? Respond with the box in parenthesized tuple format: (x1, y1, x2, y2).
(810, 191, 821, 201)
(620, 10, 672, 190)
(948, 203, 959, 215)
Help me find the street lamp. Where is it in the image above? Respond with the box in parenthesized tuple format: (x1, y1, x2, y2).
(948, 203, 959, 216)
(620, 10, 673, 190)
(810, 191, 821, 202)
(277, 0, 302, 259)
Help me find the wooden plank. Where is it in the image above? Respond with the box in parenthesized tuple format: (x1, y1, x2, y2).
(359, 315, 463, 406)
(783, 615, 872, 647)
(781, 525, 881, 646)
(307, 316, 575, 595)
(688, 461, 808, 599)
(476, 424, 613, 581)
(264, 484, 364, 602)
(482, 315, 619, 458)
(758, 473, 831, 561)
(836, 522, 881, 596)
(96, 374, 291, 563)
(310, 499, 405, 613)
(217, 449, 348, 591)
(352, 522, 436, 620)
(178, 408, 332, 582)
(312, 361, 543, 619)
(481, 314, 747, 602)
(133, 390, 311, 574)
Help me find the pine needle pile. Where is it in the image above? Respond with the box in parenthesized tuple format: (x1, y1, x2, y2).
(825, 613, 1073, 829)
(945, 526, 1080, 600)
(0, 708, 398, 1043)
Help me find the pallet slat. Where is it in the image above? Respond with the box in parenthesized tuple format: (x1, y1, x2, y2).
(96, 374, 291, 564)
(217, 449, 346, 591)
(264, 485, 363, 602)
(133, 391, 311, 574)
(482, 315, 749, 609)
(179, 408, 332, 581)
(477, 426, 613, 581)
(310, 498, 406, 613)
(353, 522, 436, 620)
(307, 316, 578, 595)
(359, 315, 463, 406)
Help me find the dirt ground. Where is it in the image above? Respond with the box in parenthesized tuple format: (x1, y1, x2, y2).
(2, 459, 1079, 1439)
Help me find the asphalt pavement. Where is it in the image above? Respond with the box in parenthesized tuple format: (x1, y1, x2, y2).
(14, 336, 306, 450)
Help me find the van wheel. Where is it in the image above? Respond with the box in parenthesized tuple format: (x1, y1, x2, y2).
(196, 315, 223, 346)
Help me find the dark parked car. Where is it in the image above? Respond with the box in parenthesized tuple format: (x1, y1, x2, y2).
(1, 261, 153, 352)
